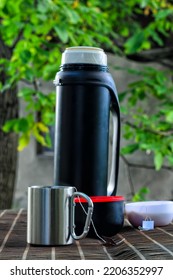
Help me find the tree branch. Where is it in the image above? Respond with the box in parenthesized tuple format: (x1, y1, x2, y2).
(123, 120, 173, 137)
(33, 78, 40, 92)
(120, 154, 173, 172)
(120, 154, 136, 196)
(106, 39, 173, 68)
(126, 47, 173, 66)
(0, 36, 11, 59)
(11, 29, 24, 49)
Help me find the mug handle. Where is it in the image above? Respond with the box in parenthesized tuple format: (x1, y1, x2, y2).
(70, 192, 93, 240)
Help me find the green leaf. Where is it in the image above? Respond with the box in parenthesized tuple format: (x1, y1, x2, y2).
(18, 88, 35, 98)
(120, 27, 129, 37)
(166, 111, 173, 123)
(0, 0, 7, 9)
(132, 193, 141, 202)
(167, 155, 173, 166)
(37, 2, 49, 14)
(17, 133, 30, 151)
(36, 122, 49, 133)
(154, 152, 163, 170)
(20, 50, 31, 63)
(149, 30, 163, 46)
(132, 186, 150, 202)
(169, 142, 173, 152)
(142, 41, 151, 50)
(155, 9, 173, 20)
(2, 119, 17, 133)
(32, 125, 47, 146)
(14, 118, 29, 133)
(0, 83, 11, 93)
(24, 68, 35, 81)
(139, 186, 150, 194)
(2, 118, 29, 133)
(54, 25, 68, 43)
(43, 64, 58, 80)
(42, 111, 55, 125)
(65, 9, 80, 24)
(140, 0, 149, 8)
(119, 91, 128, 102)
(121, 143, 139, 155)
(125, 31, 145, 54)
(45, 133, 52, 148)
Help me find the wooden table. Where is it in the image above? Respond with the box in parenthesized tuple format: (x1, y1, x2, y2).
(0, 209, 173, 260)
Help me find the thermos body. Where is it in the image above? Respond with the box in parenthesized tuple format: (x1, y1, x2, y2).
(54, 47, 120, 197)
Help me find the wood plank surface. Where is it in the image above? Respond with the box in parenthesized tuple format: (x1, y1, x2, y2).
(0, 209, 173, 260)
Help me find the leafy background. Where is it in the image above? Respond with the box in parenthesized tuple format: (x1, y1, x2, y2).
(1, 0, 173, 208)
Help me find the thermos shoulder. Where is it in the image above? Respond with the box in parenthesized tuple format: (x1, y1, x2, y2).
(54, 68, 119, 108)
(54, 68, 115, 88)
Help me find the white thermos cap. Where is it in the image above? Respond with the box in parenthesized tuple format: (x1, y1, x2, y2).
(61, 46, 107, 66)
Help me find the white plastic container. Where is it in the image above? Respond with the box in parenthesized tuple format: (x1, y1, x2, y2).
(125, 201, 173, 227)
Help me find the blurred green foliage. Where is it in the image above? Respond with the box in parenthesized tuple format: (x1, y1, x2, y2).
(1, 0, 173, 172)
(132, 186, 150, 202)
(120, 67, 173, 171)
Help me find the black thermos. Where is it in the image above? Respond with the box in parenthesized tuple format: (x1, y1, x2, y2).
(54, 47, 120, 196)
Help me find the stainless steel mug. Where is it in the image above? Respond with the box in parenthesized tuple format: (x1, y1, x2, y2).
(27, 186, 93, 245)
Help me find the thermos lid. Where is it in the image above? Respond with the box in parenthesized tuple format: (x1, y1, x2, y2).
(61, 46, 107, 66)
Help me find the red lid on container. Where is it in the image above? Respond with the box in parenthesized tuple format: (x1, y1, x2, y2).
(74, 196, 124, 203)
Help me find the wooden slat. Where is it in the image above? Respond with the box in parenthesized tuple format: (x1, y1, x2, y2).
(0, 210, 173, 260)
(0, 209, 26, 259)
